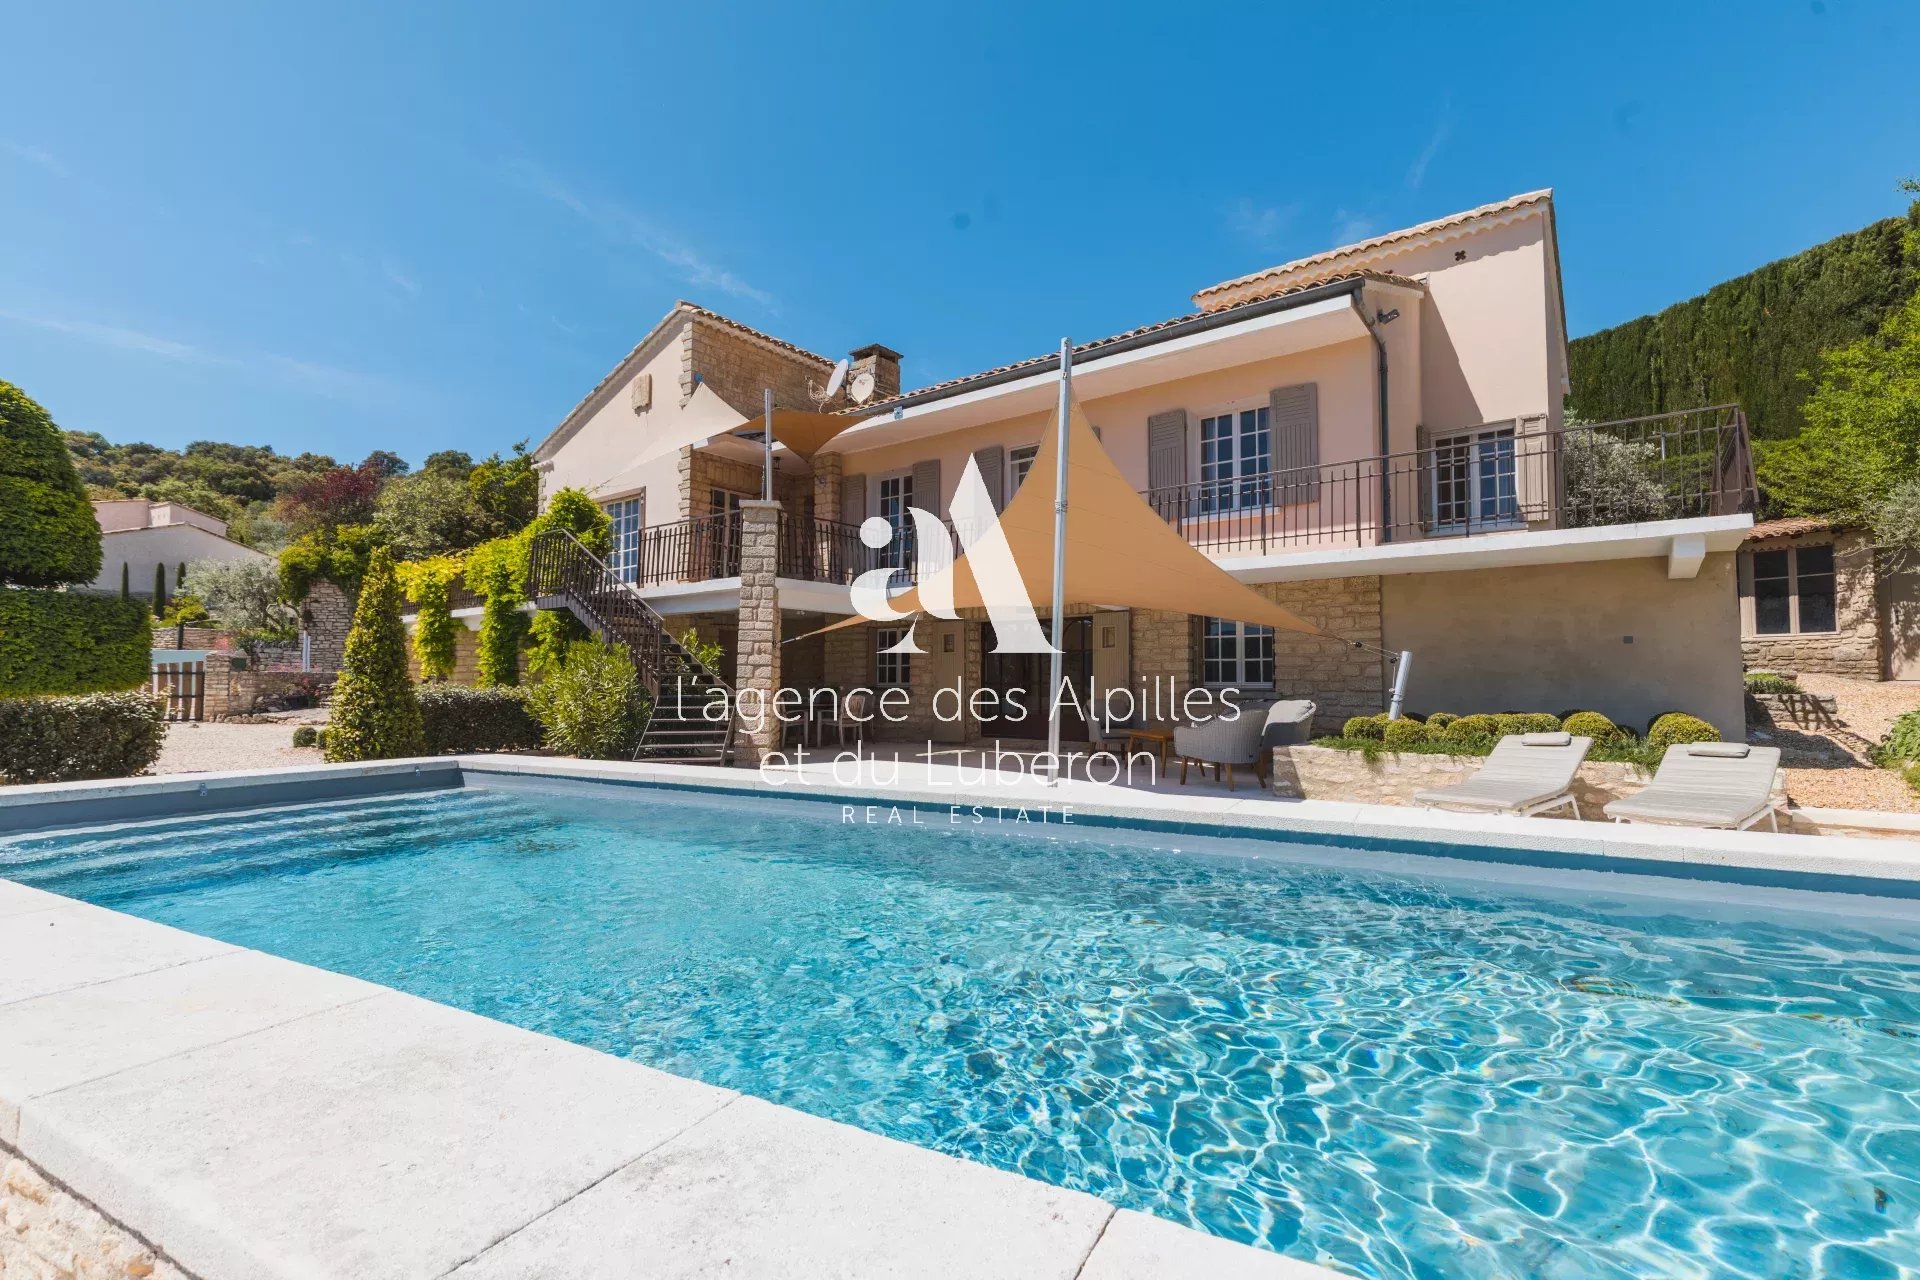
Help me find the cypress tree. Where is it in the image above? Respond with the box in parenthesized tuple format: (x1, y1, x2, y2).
(151, 563, 167, 617)
(176, 561, 187, 587)
(324, 547, 426, 761)
(120, 563, 130, 600)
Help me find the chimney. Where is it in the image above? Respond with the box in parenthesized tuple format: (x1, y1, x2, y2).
(848, 344, 903, 402)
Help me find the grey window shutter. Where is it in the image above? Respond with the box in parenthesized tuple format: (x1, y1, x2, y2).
(1270, 383, 1319, 505)
(840, 474, 867, 527)
(911, 459, 941, 513)
(1148, 409, 1188, 501)
(1414, 426, 1433, 534)
(971, 445, 1006, 513)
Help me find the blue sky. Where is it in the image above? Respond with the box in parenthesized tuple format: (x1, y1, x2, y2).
(3, 1, 1916, 466)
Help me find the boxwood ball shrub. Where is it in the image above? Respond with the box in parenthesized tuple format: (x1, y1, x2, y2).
(417, 685, 542, 755)
(1341, 713, 1389, 740)
(1424, 712, 1458, 730)
(0, 692, 166, 784)
(291, 726, 320, 748)
(324, 548, 426, 762)
(1646, 712, 1721, 752)
(1381, 718, 1430, 748)
(1441, 714, 1501, 745)
(1561, 711, 1626, 745)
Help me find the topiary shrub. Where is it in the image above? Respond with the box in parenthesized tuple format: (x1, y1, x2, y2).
(0, 591, 152, 696)
(527, 638, 647, 759)
(1381, 718, 1430, 749)
(324, 548, 426, 762)
(1442, 714, 1500, 746)
(1646, 712, 1721, 752)
(417, 685, 542, 754)
(0, 692, 166, 783)
(1424, 712, 1458, 730)
(1488, 712, 1562, 736)
(1744, 670, 1801, 694)
(291, 725, 320, 748)
(0, 380, 103, 588)
(1878, 711, 1920, 767)
(1561, 711, 1626, 745)
(1341, 713, 1389, 740)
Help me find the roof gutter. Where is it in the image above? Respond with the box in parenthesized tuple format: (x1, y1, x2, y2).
(870, 276, 1372, 416)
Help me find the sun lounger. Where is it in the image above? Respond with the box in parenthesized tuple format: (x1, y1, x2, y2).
(1603, 742, 1782, 831)
(1414, 732, 1593, 818)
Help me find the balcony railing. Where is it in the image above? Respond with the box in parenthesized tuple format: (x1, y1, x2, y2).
(609, 407, 1753, 588)
(1142, 405, 1753, 556)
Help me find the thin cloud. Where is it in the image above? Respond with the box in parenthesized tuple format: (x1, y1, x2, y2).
(501, 157, 774, 308)
(1226, 198, 1300, 247)
(1330, 209, 1378, 246)
(1, 139, 68, 178)
(381, 259, 421, 296)
(1406, 110, 1452, 190)
(0, 310, 218, 362)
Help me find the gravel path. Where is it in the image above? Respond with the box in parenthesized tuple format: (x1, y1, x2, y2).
(155, 715, 325, 775)
(1756, 675, 1920, 813)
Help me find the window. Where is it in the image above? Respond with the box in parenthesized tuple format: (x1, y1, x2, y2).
(1199, 408, 1271, 512)
(604, 496, 642, 584)
(1008, 444, 1039, 501)
(1747, 544, 1837, 636)
(1201, 618, 1273, 688)
(875, 628, 911, 687)
(876, 473, 914, 581)
(1431, 426, 1519, 532)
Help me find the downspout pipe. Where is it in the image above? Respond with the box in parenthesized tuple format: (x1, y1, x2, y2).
(1355, 296, 1393, 543)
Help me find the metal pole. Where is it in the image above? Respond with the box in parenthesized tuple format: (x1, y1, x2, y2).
(762, 388, 774, 502)
(1044, 339, 1072, 782)
(1387, 650, 1414, 720)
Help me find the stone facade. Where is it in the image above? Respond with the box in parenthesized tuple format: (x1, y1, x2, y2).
(1740, 528, 1881, 679)
(1252, 577, 1388, 726)
(2, 1148, 194, 1280)
(684, 315, 829, 417)
(406, 627, 482, 686)
(678, 448, 812, 528)
(734, 501, 782, 761)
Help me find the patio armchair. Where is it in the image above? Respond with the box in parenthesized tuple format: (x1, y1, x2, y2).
(1603, 742, 1783, 831)
(815, 689, 876, 749)
(1174, 705, 1273, 791)
(1414, 732, 1593, 818)
(1260, 699, 1317, 750)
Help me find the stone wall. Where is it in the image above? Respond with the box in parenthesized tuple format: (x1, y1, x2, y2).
(685, 315, 829, 418)
(298, 581, 354, 674)
(1253, 577, 1388, 726)
(407, 627, 482, 686)
(1740, 529, 1882, 679)
(678, 448, 812, 528)
(733, 502, 781, 761)
(2, 1147, 194, 1280)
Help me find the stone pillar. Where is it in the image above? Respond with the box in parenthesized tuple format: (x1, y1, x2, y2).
(812, 451, 843, 525)
(736, 500, 782, 763)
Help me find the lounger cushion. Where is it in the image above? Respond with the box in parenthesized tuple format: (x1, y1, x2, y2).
(1686, 742, 1750, 758)
(1521, 732, 1573, 747)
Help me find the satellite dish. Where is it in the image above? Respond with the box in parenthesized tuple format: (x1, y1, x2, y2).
(822, 358, 849, 401)
(848, 370, 876, 403)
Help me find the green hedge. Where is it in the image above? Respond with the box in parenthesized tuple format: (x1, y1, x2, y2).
(1, 380, 103, 588)
(0, 591, 152, 696)
(0, 692, 166, 783)
(1568, 209, 1920, 442)
(418, 685, 542, 754)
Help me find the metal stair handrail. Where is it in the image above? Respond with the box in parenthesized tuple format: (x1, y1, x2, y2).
(526, 528, 735, 699)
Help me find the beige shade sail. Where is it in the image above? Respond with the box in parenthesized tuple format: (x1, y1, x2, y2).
(727, 408, 871, 461)
(801, 396, 1324, 641)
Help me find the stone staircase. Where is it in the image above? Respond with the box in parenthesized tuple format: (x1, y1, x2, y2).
(526, 529, 735, 765)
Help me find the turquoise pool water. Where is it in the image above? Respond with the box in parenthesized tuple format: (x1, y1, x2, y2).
(5, 781, 1919, 1279)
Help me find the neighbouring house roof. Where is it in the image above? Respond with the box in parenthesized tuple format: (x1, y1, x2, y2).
(1192, 189, 1556, 311)
(532, 302, 836, 463)
(853, 271, 1421, 416)
(1744, 515, 1838, 541)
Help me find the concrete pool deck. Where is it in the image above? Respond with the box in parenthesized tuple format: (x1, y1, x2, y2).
(3, 755, 1920, 1278)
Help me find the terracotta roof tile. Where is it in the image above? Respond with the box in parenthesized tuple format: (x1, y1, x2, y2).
(1744, 516, 1835, 540)
(1192, 190, 1554, 311)
(855, 271, 1420, 413)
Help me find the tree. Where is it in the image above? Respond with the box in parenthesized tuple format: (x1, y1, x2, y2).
(184, 559, 298, 654)
(1, 380, 103, 587)
(374, 468, 491, 559)
(1757, 282, 1920, 522)
(277, 523, 384, 601)
(276, 459, 386, 534)
(422, 449, 474, 476)
(1871, 476, 1920, 571)
(362, 450, 410, 480)
(396, 556, 462, 681)
(324, 548, 425, 762)
(119, 563, 130, 600)
(469, 442, 539, 536)
(151, 563, 167, 617)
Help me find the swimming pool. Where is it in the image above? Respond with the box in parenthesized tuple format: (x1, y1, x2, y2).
(4, 778, 1917, 1280)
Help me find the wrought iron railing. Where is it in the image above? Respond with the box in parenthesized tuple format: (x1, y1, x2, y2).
(635, 512, 743, 586)
(1141, 405, 1753, 555)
